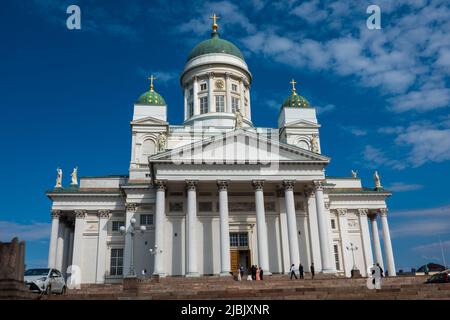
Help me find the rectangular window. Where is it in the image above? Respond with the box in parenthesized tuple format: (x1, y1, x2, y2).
(215, 95, 225, 112)
(200, 83, 207, 91)
(112, 221, 125, 232)
(200, 96, 208, 114)
(232, 84, 237, 92)
(188, 101, 194, 117)
(229, 232, 248, 247)
(231, 97, 239, 113)
(110, 248, 124, 276)
(331, 219, 336, 229)
(333, 244, 340, 270)
(140, 214, 153, 226)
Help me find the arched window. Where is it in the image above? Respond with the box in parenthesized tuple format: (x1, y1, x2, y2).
(296, 138, 310, 150)
(140, 139, 156, 163)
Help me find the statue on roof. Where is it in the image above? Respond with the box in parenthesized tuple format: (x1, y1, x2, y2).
(157, 132, 167, 152)
(351, 170, 358, 178)
(310, 134, 319, 153)
(235, 108, 243, 129)
(71, 167, 78, 186)
(374, 170, 382, 189)
(55, 167, 63, 188)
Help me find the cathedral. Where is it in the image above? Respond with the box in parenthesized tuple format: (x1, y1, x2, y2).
(46, 17, 396, 284)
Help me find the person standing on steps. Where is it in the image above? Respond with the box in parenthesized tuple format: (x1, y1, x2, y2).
(290, 264, 298, 279)
(260, 268, 264, 281)
(310, 263, 315, 279)
(256, 266, 261, 281)
(299, 264, 304, 279)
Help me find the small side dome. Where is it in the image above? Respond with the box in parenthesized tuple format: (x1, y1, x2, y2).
(135, 75, 166, 106)
(282, 79, 310, 108)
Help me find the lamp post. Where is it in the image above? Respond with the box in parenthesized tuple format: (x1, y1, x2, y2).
(120, 218, 146, 277)
(346, 242, 361, 278)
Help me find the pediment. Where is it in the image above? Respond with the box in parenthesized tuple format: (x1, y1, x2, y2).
(131, 116, 168, 126)
(284, 119, 321, 128)
(149, 129, 330, 164)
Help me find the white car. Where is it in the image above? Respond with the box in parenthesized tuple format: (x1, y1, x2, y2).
(24, 268, 66, 295)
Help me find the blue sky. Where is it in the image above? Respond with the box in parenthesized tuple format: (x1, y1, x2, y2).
(0, 0, 449, 271)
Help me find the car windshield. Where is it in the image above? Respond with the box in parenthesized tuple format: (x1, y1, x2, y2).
(24, 268, 50, 276)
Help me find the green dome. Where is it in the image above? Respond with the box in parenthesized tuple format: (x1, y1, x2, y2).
(187, 32, 245, 61)
(282, 93, 310, 108)
(136, 89, 166, 106)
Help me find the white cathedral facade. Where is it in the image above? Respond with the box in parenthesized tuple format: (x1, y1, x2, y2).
(46, 19, 396, 284)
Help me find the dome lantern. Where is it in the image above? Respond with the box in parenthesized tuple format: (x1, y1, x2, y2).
(281, 79, 310, 109)
(135, 74, 166, 106)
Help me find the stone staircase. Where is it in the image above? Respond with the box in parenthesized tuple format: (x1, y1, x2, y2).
(46, 275, 450, 300)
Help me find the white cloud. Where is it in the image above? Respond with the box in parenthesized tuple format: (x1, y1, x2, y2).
(362, 145, 406, 170)
(390, 220, 450, 238)
(0, 221, 50, 242)
(315, 104, 336, 114)
(291, 0, 329, 24)
(389, 88, 450, 113)
(413, 239, 450, 253)
(137, 69, 178, 85)
(386, 182, 423, 192)
(392, 204, 450, 218)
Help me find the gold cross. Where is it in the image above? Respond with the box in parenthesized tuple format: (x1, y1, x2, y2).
(290, 79, 297, 95)
(210, 13, 220, 32)
(148, 74, 156, 91)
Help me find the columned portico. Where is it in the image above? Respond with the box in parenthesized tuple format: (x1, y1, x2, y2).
(283, 180, 300, 267)
(217, 180, 231, 276)
(380, 209, 396, 276)
(48, 210, 61, 268)
(369, 213, 384, 270)
(186, 180, 199, 277)
(252, 180, 271, 275)
(313, 181, 335, 272)
(153, 180, 166, 277)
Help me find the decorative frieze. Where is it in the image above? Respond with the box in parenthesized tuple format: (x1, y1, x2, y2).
(337, 208, 347, 217)
(348, 219, 359, 228)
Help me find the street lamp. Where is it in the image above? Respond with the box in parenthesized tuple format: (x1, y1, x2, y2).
(149, 244, 163, 255)
(120, 218, 146, 277)
(346, 242, 361, 278)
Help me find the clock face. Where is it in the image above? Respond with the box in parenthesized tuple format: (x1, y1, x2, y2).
(215, 80, 225, 89)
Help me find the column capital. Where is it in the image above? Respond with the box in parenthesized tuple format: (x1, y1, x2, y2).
(154, 179, 167, 191)
(225, 72, 232, 79)
(74, 210, 87, 219)
(125, 203, 138, 212)
(337, 208, 347, 217)
(252, 180, 264, 191)
(185, 180, 198, 191)
(217, 180, 229, 191)
(357, 208, 369, 217)
(98, 210, 111, 219)
(379, 208, 388, 217)
(51, 210, 62, 219)
(207, 72, 215, 78)
(282, 180, 295, 191)
(313, 180, 325, 191)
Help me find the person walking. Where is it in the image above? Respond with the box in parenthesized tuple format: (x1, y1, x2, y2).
(299, 264, 304, 279)
(260, 268, 264, 281)
(290, 264, 298, 279)
(256, 266, 261, 281)
(237, 267, 242, 281)
(251, 265, 256, 280)
(239, 265, 245, 279)
(310, 263, 315, 279)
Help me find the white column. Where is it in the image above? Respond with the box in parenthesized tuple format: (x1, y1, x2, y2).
(186, 180, 199, 276)
(193, 76, 199, 115)
(55, 221, 65, 271)
(208, 72, 215, 113)
(336, 209, 352, 277)
(239, 77, 244, 112)
(184, 86, 188, 121)
(277, 189, 290, 273)
(283, 180, 300, 267)
(71, 210, 86, 282)
(48, 210, 61, 268)
(153, 180, 166, 276)
(61, 224, 71, 277)
(123, 203, 137, 277)
(68, 230, 74, 268)
(217, 180, 231, 276)
(313, 181, 335, 272)
(358, 209, 373, 275)
(370, 214, 384, 270)
(252, 180, 271, 274)
(225, 73, 232, 113)
(96, 210, 110, 283)
(380, 209, 396, 276)
(246, 83, 251, 120)
(305, 189, 321, 271)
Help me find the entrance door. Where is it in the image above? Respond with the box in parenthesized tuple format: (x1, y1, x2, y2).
(229, 232, 250, 273)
